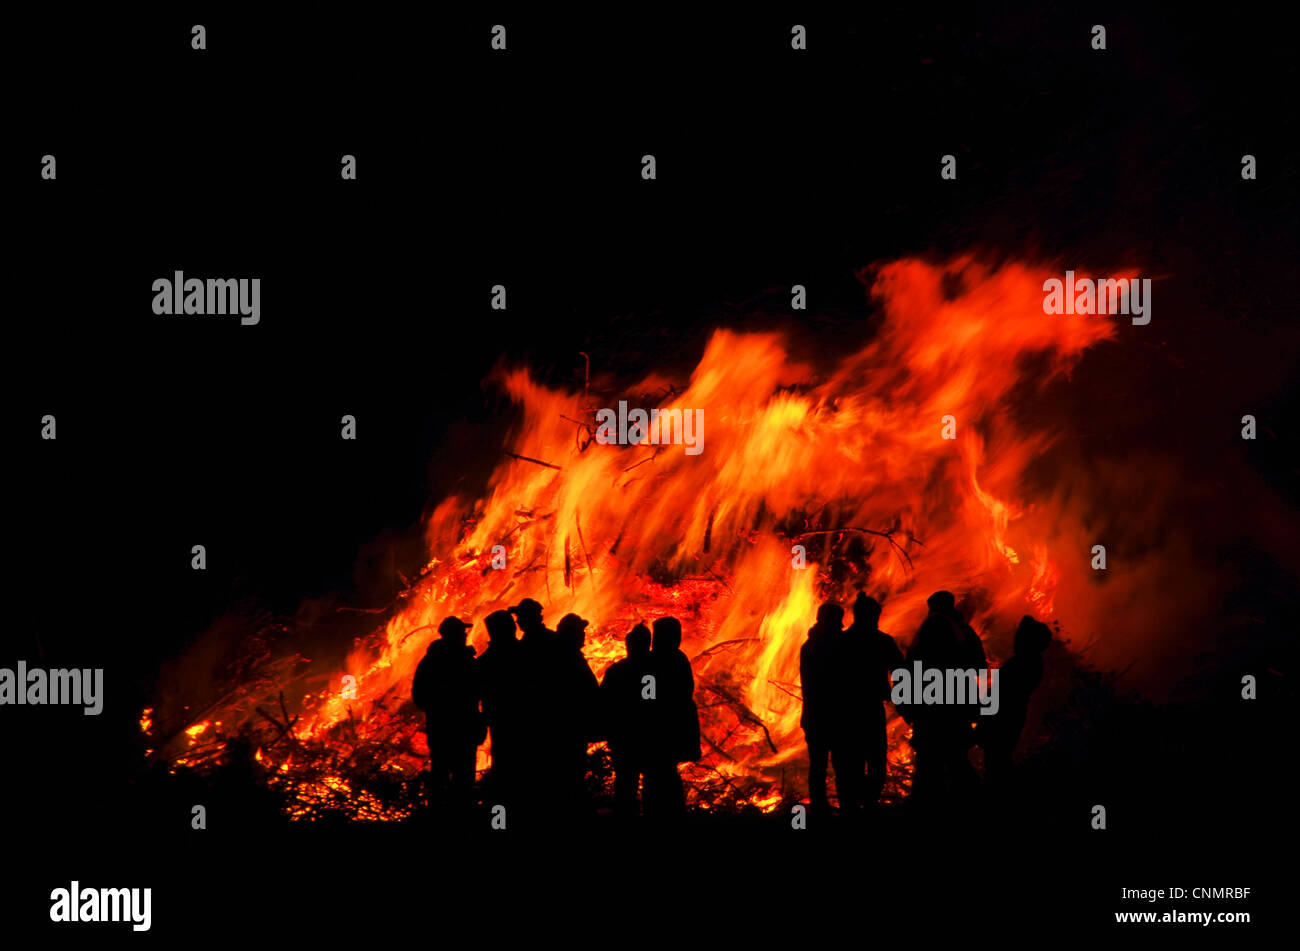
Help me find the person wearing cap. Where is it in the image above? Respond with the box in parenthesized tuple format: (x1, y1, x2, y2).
(508, 598, 550, 642)
(503, 597, 558, 817)
(412, 616, 485, 811)
(477, 610, 524, 809)
(508, 597, 557, 674)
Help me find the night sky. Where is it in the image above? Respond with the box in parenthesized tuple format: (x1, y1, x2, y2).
(5, 6, 1295, 939)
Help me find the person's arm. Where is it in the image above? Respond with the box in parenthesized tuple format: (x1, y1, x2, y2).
(885, 634, 904, 670)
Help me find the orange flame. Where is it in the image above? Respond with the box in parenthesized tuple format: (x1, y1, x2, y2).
(156, 255, 1125, 817)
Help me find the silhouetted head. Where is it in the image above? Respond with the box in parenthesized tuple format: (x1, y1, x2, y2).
(815, 603, 845, 630)
(1014, 616, 1052, 656)
(556, 613, 590, 650)
(652, 616, 682, 652)
(626, 623, 651, 657)
(853, 593, 882, 630)
(437, 616, 472, 646)
(508, 598, 545, 631)
(926, 590, 957, 617)
(914, 614, 957, 656)
(485, 610, 518, 645)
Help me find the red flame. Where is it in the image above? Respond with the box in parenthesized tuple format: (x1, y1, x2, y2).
(153, 255, 1133, 818)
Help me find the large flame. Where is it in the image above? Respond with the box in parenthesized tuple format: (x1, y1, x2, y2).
(152, 255, 1130, 819)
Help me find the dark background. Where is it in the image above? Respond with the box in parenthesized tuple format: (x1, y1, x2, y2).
(4, 5, 1296, 939)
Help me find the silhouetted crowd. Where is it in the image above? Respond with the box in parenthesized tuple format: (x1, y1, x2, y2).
(412, 590, 1051, 825)
(412, 599, 700, 825)
(802, 590, 1051, 815)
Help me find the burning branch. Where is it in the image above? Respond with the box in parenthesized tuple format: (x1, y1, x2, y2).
(701, 683, 779, 755)
(560, 413, 600, 455)
(504, 451, 562, 471)
(575, 512, 596, 594)
(701, 565, 735, 594)
(620, 454, 656, 475)
(492, 511, 554, 560)
(398, 623, 437, 646)
(255, 692, 300, 749)
(511, 550, 545, 575)
(700, 730, 738, 762)
(791, 525, 923, 570)
(766, 679, 803, 702)
(692, 637, 761, 662)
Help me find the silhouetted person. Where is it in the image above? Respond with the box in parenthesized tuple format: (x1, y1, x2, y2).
(511, 598, 556, 664)
(839, 593, 903, 812)
(646, 616, 700, 818)
(903, 604, 965, 802)
(979, 616, 1051, 784)
(553, 612, 600, 816)
(601, 623, 654, 818)
(412, 616, 484, 811)
(927, 590, 987, 671)
(800, 602, 845, 818)
(477, 609, 524, 808)
(506, 597, 557, 818)
(928, 591, 987, 739)
(904, 592, 990, 802)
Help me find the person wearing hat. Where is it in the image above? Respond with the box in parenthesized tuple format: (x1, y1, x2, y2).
(503, 597, 557, 820)
(508, 598, 553, 657)
(477, 610, 524, 808)
(412, 616, 485, 811)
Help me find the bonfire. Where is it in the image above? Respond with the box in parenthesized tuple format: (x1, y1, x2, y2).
(143, 255, 1120, 820)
